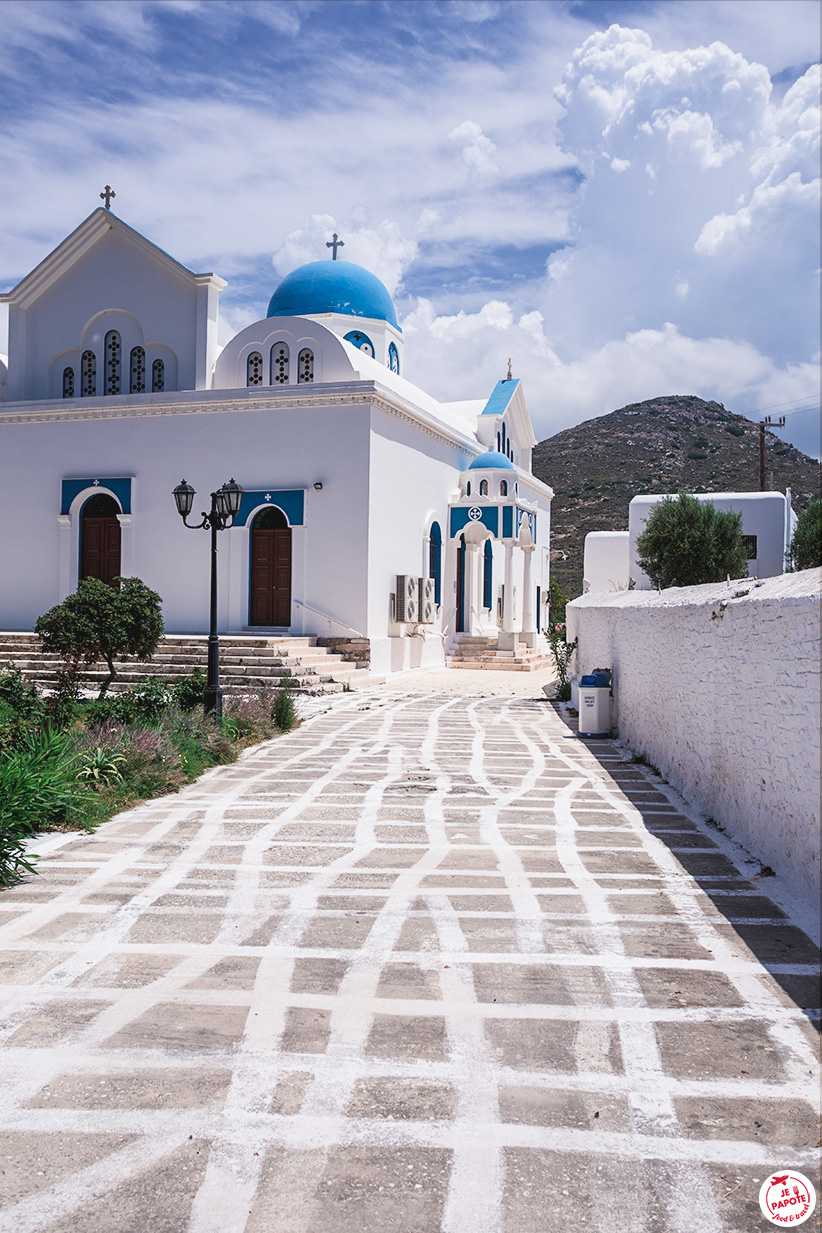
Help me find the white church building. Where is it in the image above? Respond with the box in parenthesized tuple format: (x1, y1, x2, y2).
(0, 207, 554, 676)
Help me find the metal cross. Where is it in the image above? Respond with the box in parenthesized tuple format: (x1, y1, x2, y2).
(100, 185, 116, 209)
(507, 357, 513, 380)
(326, 233, 344, 260)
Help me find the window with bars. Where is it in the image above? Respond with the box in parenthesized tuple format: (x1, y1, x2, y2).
(270, 343, 289, 384)
(62, 367, 75, 399)
(81, 350, 96, 397)
(742, 534, 758, 559)
(152, 358, 164, 392)
(247, 352, 264, 386)
(298, 348, 314, 384)
(130, 347, 146, 393)
(104, 331, 121, 394)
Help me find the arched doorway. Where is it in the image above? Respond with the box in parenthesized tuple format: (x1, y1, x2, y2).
(249, 506, 292, 627)
(80, 494, 121, 585)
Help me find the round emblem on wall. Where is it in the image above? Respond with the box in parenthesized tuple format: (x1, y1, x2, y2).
(468, 507, 483, 521)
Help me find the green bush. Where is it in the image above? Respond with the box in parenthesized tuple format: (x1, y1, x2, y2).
(789, 500, 821, 571)
(35, 576, 164, 698)
(272, 675, 297, 732)
(0, 726, 86, 837)
(636, 493, 748, 589)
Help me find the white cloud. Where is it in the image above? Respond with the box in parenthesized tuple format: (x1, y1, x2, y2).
(448, 120, 498, 174)
(273, 215, 417, 297)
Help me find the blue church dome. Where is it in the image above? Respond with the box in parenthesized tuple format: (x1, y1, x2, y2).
(469, 450, 515, 470)
(267, 261, 399, 328)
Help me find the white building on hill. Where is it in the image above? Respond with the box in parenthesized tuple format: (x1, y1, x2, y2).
(583, 491, 795, 593)
(0, 207, 554, 675)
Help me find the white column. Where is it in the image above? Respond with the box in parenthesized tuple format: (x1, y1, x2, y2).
(465, 542, 480, 634)
(502, 542, 515, 633)
(57, 515, 72, 603)
(522, 544, 536, 633)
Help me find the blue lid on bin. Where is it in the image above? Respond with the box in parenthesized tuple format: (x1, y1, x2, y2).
(580, 672, 611, 688)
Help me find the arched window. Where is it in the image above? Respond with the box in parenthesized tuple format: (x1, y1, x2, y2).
(298, 348, 314, 383)
(496, 431, 501, 451)
(479, 479, 489, 496)
(429, 522, 442, 606)
(62, 367, 75, 399)
(81, 350, 96, 397)
(104, 331, 121, 395)
(466, 481, 472, 496)
(499, 480, 508, 496)
(130, 347, 146, 394)
(270, 343, 289, 384)
(344, 330, 374, 356)
(252, 505, 288, 530)
(247, 352, 264, 386)
(388, 342, 399, 374)
(152, 359, 164, 392)
(483, 540, 493, 609)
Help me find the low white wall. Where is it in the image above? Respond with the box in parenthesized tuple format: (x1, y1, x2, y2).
(567, 568, 821, 907)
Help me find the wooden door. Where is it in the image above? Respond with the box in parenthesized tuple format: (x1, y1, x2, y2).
(81, 495, 121, 585)
(250, 526, 292, 626)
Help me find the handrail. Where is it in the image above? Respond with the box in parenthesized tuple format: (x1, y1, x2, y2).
(292, 599, 365, 639)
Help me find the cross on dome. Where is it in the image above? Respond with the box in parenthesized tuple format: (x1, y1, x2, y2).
(100, 185, 116, 209)
(326, 233, 345, 260)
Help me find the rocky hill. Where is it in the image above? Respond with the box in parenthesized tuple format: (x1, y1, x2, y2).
(532, 395, 821, 598)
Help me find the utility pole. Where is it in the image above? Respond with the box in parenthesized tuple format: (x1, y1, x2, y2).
(759, 416, 786, 490)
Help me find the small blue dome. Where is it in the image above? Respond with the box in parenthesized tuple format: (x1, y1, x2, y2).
(469, 450, 515, 470)
(267, 261, 398, 328)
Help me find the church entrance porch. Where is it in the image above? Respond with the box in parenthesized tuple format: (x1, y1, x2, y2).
(249, 507, 292, 627)
(80, 493, 121, 585)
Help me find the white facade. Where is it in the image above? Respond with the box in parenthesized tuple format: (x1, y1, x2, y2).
(583, 531, 630, 594)
(0, 209, 554, 675)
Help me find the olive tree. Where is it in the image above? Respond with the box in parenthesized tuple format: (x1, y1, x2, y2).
(789, 500, 821, 571)
(636, 493, 748, 590)
(35, 577, 164, 698)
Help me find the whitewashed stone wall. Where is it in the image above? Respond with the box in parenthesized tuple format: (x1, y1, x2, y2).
(567, 568, 821, 907)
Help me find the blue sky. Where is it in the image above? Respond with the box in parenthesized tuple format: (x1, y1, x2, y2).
(0, 0, 819, 456)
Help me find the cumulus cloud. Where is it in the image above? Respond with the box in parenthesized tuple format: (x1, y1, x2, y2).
(403, 300, 819, 455)
(448, 120, 498, 174)
(273, 214, 417, 297)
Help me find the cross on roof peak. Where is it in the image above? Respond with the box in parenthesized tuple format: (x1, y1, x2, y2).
(100, 185, 116, 210)
(326, 233, 345, 260)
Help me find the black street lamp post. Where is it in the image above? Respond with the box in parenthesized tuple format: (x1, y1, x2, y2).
(172, 478, 243, 720)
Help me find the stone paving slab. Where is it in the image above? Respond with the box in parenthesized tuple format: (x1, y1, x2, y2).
(0, 690, 819, 1233)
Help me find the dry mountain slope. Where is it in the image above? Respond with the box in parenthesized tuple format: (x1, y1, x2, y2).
(532, 395, 821, 599)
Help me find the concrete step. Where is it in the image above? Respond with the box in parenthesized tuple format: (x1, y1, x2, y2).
(0, 631, 364, 697)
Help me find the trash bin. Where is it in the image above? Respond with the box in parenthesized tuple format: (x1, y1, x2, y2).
(578, 669, 612, 737)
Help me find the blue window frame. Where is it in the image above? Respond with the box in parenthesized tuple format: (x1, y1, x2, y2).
(483, 540, 493, 609)
(429, 521, 442, 606)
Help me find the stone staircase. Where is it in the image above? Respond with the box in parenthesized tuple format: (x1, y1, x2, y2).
(446, 634, 554, 672)
(0, 632, 369, 696)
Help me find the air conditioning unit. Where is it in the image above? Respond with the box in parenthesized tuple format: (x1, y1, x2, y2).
(395, 575, 420, 622)
(419, 577, 435, 623)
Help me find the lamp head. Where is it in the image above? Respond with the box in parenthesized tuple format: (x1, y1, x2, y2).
(173, 480, 195, 518)
(218, 478, 243, 517)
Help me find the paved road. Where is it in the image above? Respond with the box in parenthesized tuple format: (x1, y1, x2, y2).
(0, 691, 819, 1233)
